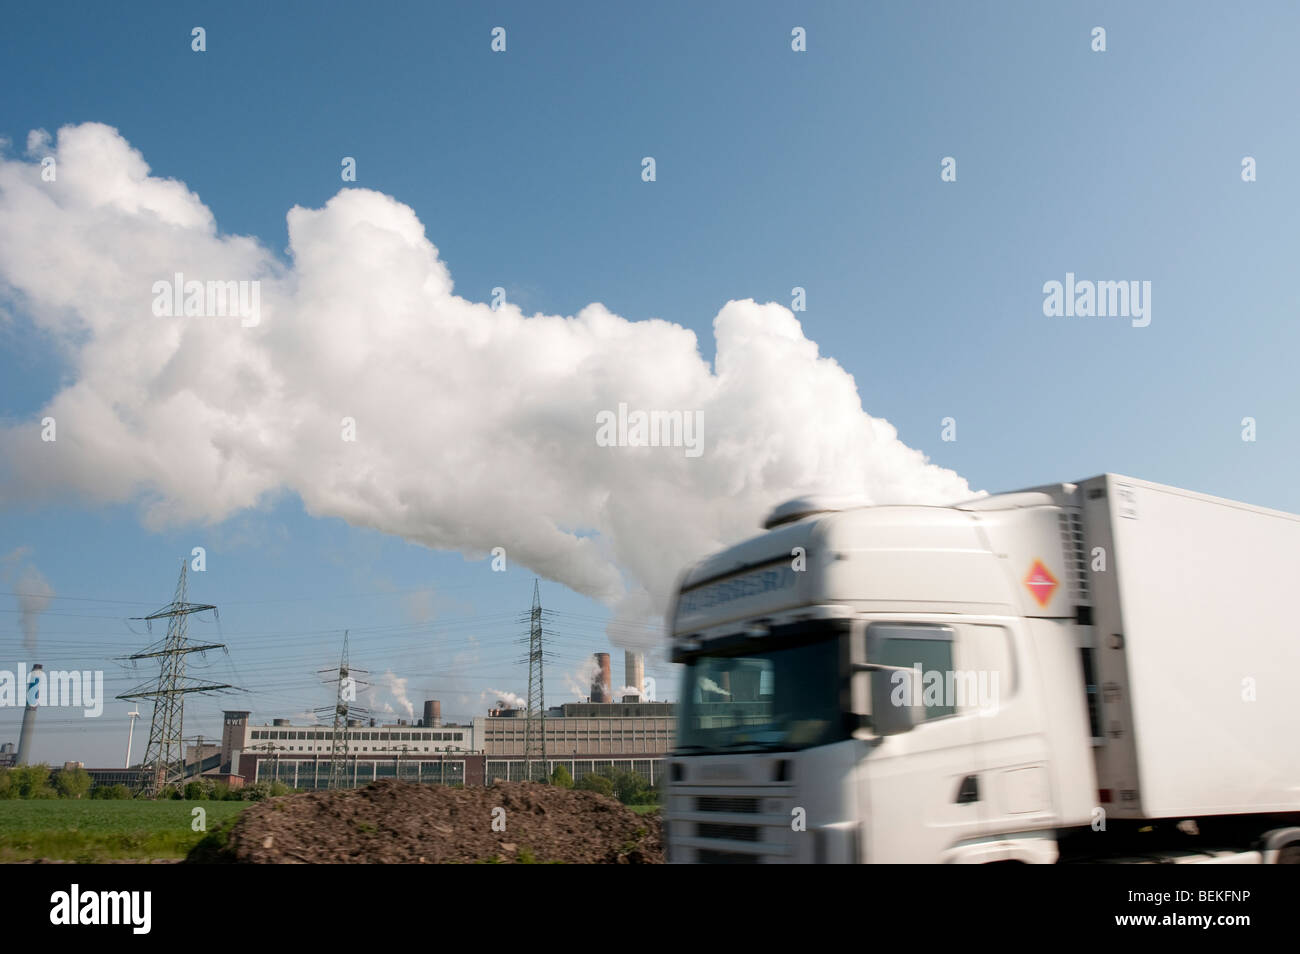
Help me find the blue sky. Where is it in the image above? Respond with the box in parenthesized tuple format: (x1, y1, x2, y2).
(2, 1, 1298, 766)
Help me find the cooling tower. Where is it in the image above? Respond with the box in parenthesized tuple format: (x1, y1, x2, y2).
(423, 700, 442, 728)
(624, 651, 645, 698)
(591, 652, 611, 703)
(16, 664, 41, 765)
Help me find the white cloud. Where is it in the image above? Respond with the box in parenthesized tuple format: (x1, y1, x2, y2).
(25, 128, 51, 157)
(0, 123, 973, 649)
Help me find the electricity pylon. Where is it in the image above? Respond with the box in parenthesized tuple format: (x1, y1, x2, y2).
(517, 580, 554, 782)
(317, 630, 368, 789)
(118, 561, 233, 795)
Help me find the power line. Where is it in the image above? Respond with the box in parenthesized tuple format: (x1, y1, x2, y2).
(520, 580, 552, 783)
(115, 562, 237, 794)
(317, 631, 367, 789)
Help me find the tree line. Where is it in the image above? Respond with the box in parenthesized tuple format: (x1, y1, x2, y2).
(0, 765, 293, 801)
(547, 763, 662, 804)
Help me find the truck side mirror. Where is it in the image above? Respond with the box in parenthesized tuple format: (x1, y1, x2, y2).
(869, 669, 917, 736)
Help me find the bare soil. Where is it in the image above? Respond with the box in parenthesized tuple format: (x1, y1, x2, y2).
(186, 780, 663, 864)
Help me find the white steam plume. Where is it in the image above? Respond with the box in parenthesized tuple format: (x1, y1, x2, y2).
(378, 670, 415, 722)
(484, 689, 526, 709)
(0, 549, 55, 653)
(566, 655, 601, 702)
(0, 124, 973, 649)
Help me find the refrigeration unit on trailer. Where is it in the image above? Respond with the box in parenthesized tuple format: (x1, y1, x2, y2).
(664, 474, 1300, 863)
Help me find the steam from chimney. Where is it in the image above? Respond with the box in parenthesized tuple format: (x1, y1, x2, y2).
(1, 550, 54, 654)
(377, 671, 414, 722)
(485, 689, 526, 710)
(0, 124, 974, 652)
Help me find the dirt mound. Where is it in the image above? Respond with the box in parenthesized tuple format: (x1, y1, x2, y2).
(187, 780, 662, 864)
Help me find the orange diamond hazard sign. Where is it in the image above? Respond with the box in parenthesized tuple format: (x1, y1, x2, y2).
(1024, 560, 1058, 607)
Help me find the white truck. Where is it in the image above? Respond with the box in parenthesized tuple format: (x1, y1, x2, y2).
(664, 474, 1300, 863)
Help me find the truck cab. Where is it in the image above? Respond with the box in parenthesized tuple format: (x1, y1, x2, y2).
(665, 485, 1103, 863)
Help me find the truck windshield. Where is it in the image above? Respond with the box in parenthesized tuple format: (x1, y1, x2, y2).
(675, 627, 847, 754)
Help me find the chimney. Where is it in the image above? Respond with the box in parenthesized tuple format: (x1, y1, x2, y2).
(423, 700, 441, 728)
(221, 710, 250, 766)
(16, 664, 42, 765)
(624, 651, 644, 698)
(591, 652, 611, 704)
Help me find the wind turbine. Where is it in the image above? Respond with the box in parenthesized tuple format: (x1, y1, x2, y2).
(125, 710, 141, 769)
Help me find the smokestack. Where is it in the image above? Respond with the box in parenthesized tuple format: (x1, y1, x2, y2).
(624, 651, 644, 698)
(16, 664, 41, 765)
(220, 710, 250, 767)
(591, 652, 611, 704)
(423, 700, 441, 728)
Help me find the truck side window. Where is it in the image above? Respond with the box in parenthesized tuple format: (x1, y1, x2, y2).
(866, 623, 956, 722)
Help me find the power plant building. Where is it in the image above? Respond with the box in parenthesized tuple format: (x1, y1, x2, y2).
(476, 699, 675, 784)
(224, 708, 476, 788)
(214, 694, 676, 789)
(74, 649, 674, 792)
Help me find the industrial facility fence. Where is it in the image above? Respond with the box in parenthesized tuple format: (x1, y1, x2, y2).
(485, 758, 662, 785)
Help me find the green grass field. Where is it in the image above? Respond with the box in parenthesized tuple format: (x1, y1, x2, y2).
(0, 800, 250, 862)
(628, 804, 661, 815)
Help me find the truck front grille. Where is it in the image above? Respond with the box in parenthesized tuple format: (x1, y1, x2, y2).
(697, 796, 760, 814)
(697, 822, 762, 842)
(670, 784, 794, 862)
(697, 849, 761, 864)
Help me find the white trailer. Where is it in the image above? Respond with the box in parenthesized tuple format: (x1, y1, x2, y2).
(664, 474, 1300, 863)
